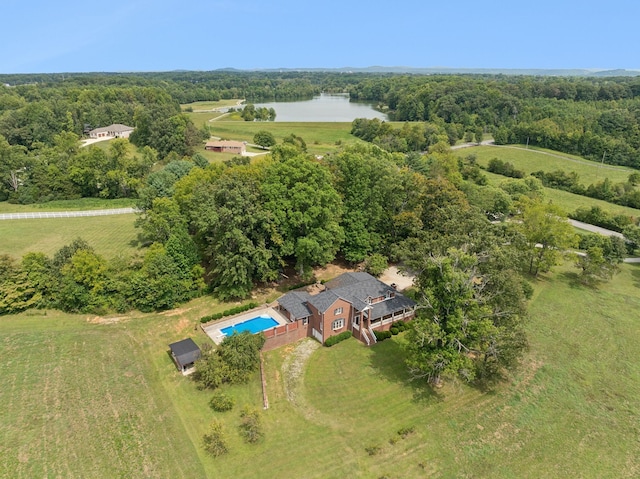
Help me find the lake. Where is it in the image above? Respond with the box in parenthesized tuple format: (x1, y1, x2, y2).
(254, 93, 388, 122)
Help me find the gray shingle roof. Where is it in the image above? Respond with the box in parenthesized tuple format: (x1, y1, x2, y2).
(277, 272, 416, 317)
(278, 291, 313, 319)
(169, 338, 201, 368)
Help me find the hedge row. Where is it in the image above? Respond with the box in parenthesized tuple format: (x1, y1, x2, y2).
(200, 302, 260, 323)
(325, 331, 352, 347)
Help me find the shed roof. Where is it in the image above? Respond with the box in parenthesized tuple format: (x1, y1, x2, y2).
(169, 338, 201, 368)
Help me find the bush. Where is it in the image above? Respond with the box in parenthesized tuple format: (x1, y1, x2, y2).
(209, 392, 234, 412)
(200, 302, 259, 323)
(365, 445, 382, 456)
(203, 420, 228, 457)
(393, 320, 407, 332)
(397, 426, 416, 439)
(390, 327, 399, 335)
(373, 330, 392, 342)
(239, 406, 263, 444)
(325, 331, 352, 347)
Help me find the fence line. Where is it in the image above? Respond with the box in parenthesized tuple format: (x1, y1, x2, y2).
(0, 207, 137, 220)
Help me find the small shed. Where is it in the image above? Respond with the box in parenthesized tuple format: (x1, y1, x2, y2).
(204, 140, 246, 155)
(169, 338, 201, 374)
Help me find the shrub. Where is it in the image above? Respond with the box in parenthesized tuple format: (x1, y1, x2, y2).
(203, 420, 228, 457)
(209, 392, 235, 412)
(365, 445, 382, 456)
(393, 320, 407, 332)
(390, 327, 399, 335)
(397, 426, 416, 439)
(325, 331, 352, 347)
(373, 330, 392, 342)
(239, 406, 263, 444)
(200, 302, 259, 323)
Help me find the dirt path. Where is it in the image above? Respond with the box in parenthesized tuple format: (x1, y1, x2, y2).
(280, 339, 342, 427)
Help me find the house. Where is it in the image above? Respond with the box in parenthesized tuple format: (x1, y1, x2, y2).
(204, 140, 246, 155)
(88, 124, 134, 139)
(275, 272, 416, 347)
(168, 338, 201, 374)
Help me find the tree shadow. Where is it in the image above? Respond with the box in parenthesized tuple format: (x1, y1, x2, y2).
(558, 270, 584, 289)
(367, 336, 443, 404)
(629, 264, 640, 288)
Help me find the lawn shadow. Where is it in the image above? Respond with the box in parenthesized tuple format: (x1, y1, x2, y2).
(559, 270, 584, 289)
(629, 263, 640, 288)
(367, 336, 443, 404)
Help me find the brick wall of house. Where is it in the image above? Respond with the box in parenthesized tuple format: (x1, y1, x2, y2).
(262, 320, 309, 351)
(322, 298, 352, 343)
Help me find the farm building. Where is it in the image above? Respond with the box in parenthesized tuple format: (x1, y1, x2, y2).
(204, 140, 246, 155)
(168, 338, 201, 374)
(88, 124, 135, 139)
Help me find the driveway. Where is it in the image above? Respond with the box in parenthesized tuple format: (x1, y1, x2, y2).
(379, 265, 415, 291)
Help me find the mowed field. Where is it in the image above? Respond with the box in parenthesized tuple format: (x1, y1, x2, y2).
(1, 262, 639, 478)
(468, 145, 636, 185)
(483, 170, 640, 218)
(0, 212, 139, 259)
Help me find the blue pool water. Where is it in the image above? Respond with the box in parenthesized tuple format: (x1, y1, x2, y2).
(221, 315, 279, 336)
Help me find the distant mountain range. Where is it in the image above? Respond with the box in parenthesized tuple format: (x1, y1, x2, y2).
(214, 66, 640, 77)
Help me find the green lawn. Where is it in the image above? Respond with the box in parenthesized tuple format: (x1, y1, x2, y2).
(467, 145, 636, 185)
(181, 100, 244, 111)
(484, 170, 640, 218)
(191, 119, 371, 156)
(0, 198, 136, 213)
(0, 213, 140, 259)
(1, 262, 639, 478)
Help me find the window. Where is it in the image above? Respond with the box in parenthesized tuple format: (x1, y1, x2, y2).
(332, 318, 344, 330)
(302, 317, 308, 325)
(334, 307, 343, 316)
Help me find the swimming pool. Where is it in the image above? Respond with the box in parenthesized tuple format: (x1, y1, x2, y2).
(221, 315, 279, 336)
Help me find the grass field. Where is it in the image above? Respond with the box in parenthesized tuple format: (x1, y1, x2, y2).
(483, 170, 640, 218)
(1, 261, 639, 478)
(0, 213, 139, 259)
(467, 145, 636, 185)
(0, 198, 136, 213)
(181, 100, 244, 111)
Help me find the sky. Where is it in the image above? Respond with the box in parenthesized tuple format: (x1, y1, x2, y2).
(2, 0, 639, 73)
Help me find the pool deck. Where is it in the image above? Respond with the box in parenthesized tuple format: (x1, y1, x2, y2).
(202, 306, 290, 345)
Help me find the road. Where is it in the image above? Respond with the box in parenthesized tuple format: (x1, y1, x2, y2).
(0, 207, 136, 220)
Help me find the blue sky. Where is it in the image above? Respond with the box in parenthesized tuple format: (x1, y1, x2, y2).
(2, 0, 638, 73)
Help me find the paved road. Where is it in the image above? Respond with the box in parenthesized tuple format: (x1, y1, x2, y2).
(568, 219, 624, 238)
(0, 207, 136, 220)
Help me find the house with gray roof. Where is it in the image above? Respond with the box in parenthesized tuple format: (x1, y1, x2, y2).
(276, 272, 416, 346)
(88, 123, 134, 139)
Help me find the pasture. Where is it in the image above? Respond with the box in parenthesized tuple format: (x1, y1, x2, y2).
(469, 145, 636, 185)
(1, 261, 639, 478)
(483, 170, 640, 219)
(0, 213, 139, 259)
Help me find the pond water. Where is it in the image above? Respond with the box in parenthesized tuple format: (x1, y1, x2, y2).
(254, 93, 387, 122)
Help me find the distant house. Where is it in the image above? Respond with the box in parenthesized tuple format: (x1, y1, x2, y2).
(276, 272, 416, 347)
(168, 338, 201, 375)
(88, 124, 135, 139)
(204, 140, 246, 155)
